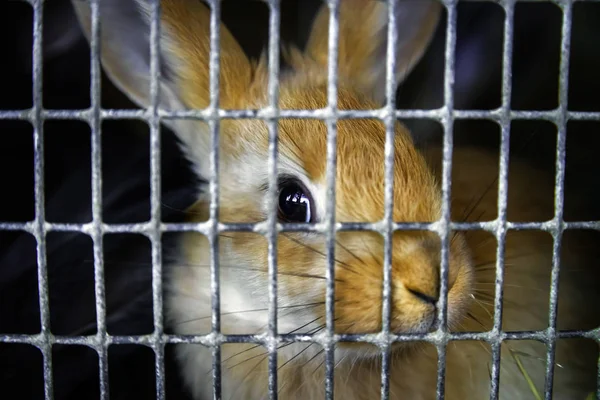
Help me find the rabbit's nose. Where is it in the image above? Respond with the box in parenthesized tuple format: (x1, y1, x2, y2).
(406, 287, 438, 306)
(394, 258, 440, 307)
(390, 282, 438, 333)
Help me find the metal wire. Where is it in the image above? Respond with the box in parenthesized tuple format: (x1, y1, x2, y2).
(30, 1, 53, 399)
(380, 0, 399, 397)
(1, 1, 599, 400)
(147, 1, 166, 399)
(323, 1, 340, 398)
(206, 0, 224, 397)
(87, 1, 111, 398)
(488, 1, 515, 397)
(543, 3, 573, 398)
(265, 0, 282, 398)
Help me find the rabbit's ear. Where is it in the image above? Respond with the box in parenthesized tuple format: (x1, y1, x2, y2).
(304, 0, 442, 105)
(71, 0, 252, 110)
(71, 0, 254, 178)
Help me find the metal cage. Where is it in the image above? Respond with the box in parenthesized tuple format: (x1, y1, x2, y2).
(0, 0, 599, 399)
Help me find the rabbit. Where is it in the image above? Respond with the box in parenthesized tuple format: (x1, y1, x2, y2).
(69, 0, 599, 399)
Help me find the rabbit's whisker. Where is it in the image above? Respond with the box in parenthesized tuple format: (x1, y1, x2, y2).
(222, 324, 331, 399)
(311, 348, 329, 375)
(161, 201, 202, 215)
(475, 282, 541, 291)
(172, 302, 327, 327)
(212, 321, 328, 378)
(335, 238, 370, 268)
(460, 177, 498, 224)
(227, 352, 270, 400)
(467, 311, 490, 331)
(278, 342, 316, 372)
(359, 234, 381, 265)
(454, 129, 543, 249)
(281, 233, 364, 277)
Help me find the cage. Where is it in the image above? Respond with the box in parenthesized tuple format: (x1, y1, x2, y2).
(0, 0, 599, 399)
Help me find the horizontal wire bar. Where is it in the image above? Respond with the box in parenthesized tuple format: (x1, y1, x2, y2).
(1, 220, 599, 234)
(17, 0, 600, 6)
(1, 108, 600, 122)
(1, 328, 596, 347)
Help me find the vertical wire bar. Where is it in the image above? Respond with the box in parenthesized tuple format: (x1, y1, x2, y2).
(380, 0, 399, 399)
(436, 2, 458, 399)
(208, 0, 222, 398)
(325, 1, 340, 399)
(148, 1, 165, 399)
(31, 1, 54, 399)
(596, 352, 600, 400)
(489, 2, 515, 399)
(544, 2, 572, 398)
(88, 1, 109, 398)
(265, 0, 281, 398)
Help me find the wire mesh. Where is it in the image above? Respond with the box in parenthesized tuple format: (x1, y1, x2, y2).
(0, 1, 599, 400)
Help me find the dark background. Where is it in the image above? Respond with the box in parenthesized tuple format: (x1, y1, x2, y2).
(1, 1, 599, 399)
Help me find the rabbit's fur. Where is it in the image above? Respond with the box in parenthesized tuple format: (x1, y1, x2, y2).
(70, 0, 599, 399)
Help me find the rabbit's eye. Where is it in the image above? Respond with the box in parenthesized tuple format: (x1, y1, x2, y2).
(277, 180, 313, 223)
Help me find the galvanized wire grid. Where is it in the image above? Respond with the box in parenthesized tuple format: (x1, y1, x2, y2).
(1, 0, 600, 400)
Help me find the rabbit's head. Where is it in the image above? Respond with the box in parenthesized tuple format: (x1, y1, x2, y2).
(72, 0, 473, 353)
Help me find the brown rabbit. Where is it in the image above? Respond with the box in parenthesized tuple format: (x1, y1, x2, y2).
(70, 0, 599, 399)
